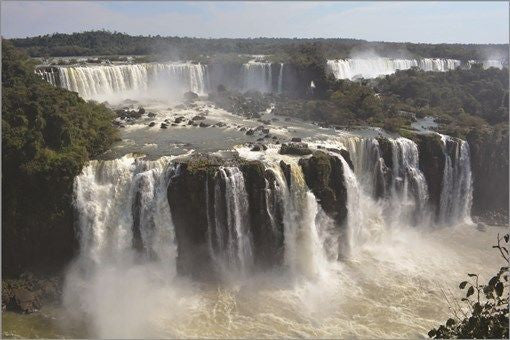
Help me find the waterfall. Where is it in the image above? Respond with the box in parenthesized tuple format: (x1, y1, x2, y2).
(468, 59, 506, 69)
(36, 68, 59, 87)
(277, 63, 284, 93)
(39, 62, 209, 101)
(73, 154, 177, 266)
(273, 162, 328, 278)
(70, 134, 473, 281)
(242, 61, 273, 93)
(438, 135, 473, 225)
(326, 58, 462, 80)
(209, 167, 254, 276)
(385, 138, 429, 225)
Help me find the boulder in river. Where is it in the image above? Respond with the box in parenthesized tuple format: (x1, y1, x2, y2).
(279, 142, 312, 156)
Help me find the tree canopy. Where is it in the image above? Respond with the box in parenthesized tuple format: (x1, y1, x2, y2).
(2, 40, 118, 275)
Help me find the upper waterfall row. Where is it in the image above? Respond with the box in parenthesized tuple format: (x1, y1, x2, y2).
(35, 57, 505, 101)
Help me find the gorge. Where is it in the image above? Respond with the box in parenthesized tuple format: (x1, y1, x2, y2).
(3, 40, 509, 338)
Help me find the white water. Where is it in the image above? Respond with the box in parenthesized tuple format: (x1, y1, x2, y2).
(72, 154, 177, 264)
(326, 58, 462, 80)
(242, 61, 273, 93)
(439, 135, 473, 225)
(41, 62, 209, 102)
(280, 162, 330, 279)
(211, 167, 254, 276)
(64, 154, 205, 338)
(387, 138, 430, 226)
(277, 63, 284, 93)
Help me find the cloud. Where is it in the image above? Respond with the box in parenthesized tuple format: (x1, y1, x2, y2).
(1, 1, 508, 43)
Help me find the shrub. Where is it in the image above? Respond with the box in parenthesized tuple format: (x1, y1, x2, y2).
(429, 234, 509, 338)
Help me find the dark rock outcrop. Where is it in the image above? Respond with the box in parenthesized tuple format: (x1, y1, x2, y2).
(279, 142, 312, 156)
(415, 134, 446, 217)
(377, 137, 393, 169)
(167, 154, 223, 280)
(299, 151, 348, 228)
(240, 162, 284, 268)
(467, 127, 509, 224)
(280, 160, 292, 187)
(2, 274, 61, 313)
(326, 148, 354, 170)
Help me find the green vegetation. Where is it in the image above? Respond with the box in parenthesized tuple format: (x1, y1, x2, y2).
(11, 30, 508, 62)
(2, 40, 118, 275)
(376, 65, 509, 136)
(429, 234, 509, 339)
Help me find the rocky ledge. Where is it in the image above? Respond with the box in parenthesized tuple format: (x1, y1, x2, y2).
(2, 273, 62, 313)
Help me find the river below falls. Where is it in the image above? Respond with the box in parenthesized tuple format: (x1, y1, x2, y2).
(3, 224, 505, 338)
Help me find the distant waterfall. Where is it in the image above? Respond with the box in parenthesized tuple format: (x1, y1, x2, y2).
(35, 68, 59, 87)
(438, 135, 473, 225)
(36, 62, 209, 101)
(242, 61, 273, 92)
(277, 63, 284, 93)
(468, 59, 506, 69)
(326, 58, 462, 80)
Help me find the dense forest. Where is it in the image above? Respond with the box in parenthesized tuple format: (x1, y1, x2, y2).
(2, 40, 118, 275)
(10, 30, 509, 62)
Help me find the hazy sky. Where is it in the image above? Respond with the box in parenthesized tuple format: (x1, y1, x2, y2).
(1, 1, 508, 44)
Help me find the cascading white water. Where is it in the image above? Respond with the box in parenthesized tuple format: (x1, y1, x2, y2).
(438, 135, 473, 225)
(344, 137, 385, 197)
(36, 68, 59, 87)
(326, 58, 462, 80)
(387, 138, 429, 226)
(210, 167, 254, 276)
(42, 62, 208, 101)
(72, 154, 177, 265)
(418, 58, 462, 72)
(265, 161, 330, 279)
(242, 61, 273, 93)
(277, 63, 284, 93)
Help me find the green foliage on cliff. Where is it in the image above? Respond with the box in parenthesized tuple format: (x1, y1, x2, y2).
(273, 62, 507, 135)
(377, 65, 509, 127)
(2, 40, 118, 275)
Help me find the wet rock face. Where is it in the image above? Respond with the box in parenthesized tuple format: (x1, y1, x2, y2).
(299, 151, 348, 228)
(326, 148, 354, 171)
(415, 134, 445, 217)
(467, 128, 509, 224)
(167, 155, 223, 280)
(377, 137, 393, 169)
(374, 137, 393, 199)
(167, 155, 285, 278)
(240, 161, 284, 268)
(2, 274, 61, 313)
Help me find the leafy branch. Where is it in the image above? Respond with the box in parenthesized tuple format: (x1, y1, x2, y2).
(429, 233, 509, 339)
